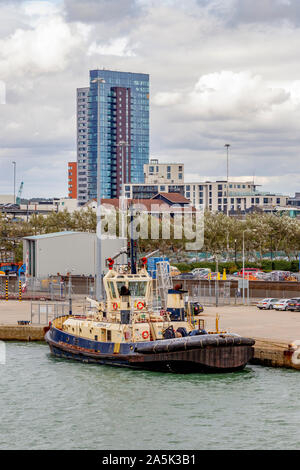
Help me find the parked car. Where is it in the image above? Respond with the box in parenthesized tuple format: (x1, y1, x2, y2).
(191, 268, 211, 278)
(189, 301, 204, 315)
(287, 298, 300, 311)
(174, 272, 194, 280)
(257, 298, 279, 310)
(238, 268, 262, 277)
(273, 299, 291, 311)
(191, 268, 211, 275)
(170, 266, 181, 277)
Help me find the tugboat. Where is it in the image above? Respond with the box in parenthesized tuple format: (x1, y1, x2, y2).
(45, 257, 255, 373)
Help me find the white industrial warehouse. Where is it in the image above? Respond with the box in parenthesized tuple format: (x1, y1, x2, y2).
(23, 231, 126, 278)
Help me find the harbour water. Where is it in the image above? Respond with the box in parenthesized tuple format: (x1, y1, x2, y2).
(1, 342, 300, 450)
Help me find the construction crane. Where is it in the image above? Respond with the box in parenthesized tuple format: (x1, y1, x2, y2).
(16, 182, 24, 205)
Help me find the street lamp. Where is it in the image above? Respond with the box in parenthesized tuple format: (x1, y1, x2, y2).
(242, 229, 257, 304)
(270, 234, 274, 270)
(91, 77, 106, 301)
(224, 144, 230, 217)
(116, 141, 129, 242)
(12, 161, 16, 204)
(234, 238, 237, 265)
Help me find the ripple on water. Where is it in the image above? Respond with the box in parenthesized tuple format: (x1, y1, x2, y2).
(1, 343, 300, 450)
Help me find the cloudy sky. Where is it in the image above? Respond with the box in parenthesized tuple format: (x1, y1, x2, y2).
(1, 0, 300, 199)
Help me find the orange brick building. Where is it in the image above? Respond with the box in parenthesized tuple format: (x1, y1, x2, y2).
(68, 162, 77, 199)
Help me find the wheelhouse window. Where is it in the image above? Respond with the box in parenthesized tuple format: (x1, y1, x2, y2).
(108, 281, 117, 299)
(128, 281, 147, 297)
(116, 282, 127, 296)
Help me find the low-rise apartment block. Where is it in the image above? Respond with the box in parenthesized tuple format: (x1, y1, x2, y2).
(144, 159, 184, 184)
(124, 180, 289, 213)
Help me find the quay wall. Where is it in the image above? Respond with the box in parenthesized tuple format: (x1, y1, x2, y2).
(0, 324, 299, 371)
(0, 325, 47, 341)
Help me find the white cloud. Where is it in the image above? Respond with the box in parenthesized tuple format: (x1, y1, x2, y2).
(88, 37, 136, 57)
(0, 4, 88, 79)
(154, 71, 290, 120)
(1, 0, 300, 197)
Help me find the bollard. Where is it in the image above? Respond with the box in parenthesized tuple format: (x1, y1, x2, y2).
(19, 280, 22, 302)
(5, 279, 8, 301)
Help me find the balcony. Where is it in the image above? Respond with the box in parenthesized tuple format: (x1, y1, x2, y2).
(228, 191, 284, 197)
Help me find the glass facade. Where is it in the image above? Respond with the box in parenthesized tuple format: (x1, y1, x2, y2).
(87, 69, 149, 199)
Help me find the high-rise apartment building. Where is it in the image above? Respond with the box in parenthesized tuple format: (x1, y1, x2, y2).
(77, 70, 149, 205)
(76, 87, 89, 204)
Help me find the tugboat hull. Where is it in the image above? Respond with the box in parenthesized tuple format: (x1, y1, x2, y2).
(45, 328, 254, 373)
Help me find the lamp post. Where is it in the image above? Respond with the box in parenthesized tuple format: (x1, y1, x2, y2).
(224, 144, 230, 217)
(12, 161, 16, 204)
(270, 234, 274, 270)
(242, 229, 257, 304)
(91, 77, 106, 301)
(215, 254, 219, 307)
(116, 140, 129, 240)
(234, 238, 237, 265)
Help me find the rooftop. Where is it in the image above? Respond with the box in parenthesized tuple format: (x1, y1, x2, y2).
(151, 192, 191, 204)
(23, 231, 87, 240)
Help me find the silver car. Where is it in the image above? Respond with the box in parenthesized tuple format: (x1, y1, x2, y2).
(273, 299, 291, 311)
(257, 298, 279, 310)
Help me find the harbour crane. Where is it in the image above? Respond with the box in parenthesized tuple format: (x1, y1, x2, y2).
(16, 182, 24, 206)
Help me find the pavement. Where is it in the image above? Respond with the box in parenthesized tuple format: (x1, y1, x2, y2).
(0, 300, 300, 344)
(201, 304, 300, 343)
(0, 300, 86, 326)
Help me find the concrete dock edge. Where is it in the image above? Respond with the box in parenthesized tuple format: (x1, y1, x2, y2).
(0, 325, 47, 341)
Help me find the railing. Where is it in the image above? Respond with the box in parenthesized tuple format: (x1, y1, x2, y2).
(228, 191, 283, 197)
(31, 302, 69, 324)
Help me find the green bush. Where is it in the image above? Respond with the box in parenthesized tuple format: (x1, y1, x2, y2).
(173, 260, 300, 273)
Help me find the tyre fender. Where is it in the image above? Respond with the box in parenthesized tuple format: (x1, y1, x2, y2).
(291, 340, 300, 365)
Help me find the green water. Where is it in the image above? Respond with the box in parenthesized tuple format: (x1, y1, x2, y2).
(0, 342, 300, 450)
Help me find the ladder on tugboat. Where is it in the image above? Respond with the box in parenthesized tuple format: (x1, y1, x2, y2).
(156, 261, 172, 310)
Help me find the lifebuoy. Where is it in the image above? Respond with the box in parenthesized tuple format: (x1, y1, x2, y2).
(142, 330, 149, 339)
(113, 302, 118, 311)
(291, 340, 300, 365)
(137, 301, 144, 310)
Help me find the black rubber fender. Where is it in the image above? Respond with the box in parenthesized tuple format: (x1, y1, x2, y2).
(134, 334, 255, 354)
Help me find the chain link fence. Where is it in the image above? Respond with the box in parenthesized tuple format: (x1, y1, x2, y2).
(0, 275, 96, 301)
(180, 280, 232, 306)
